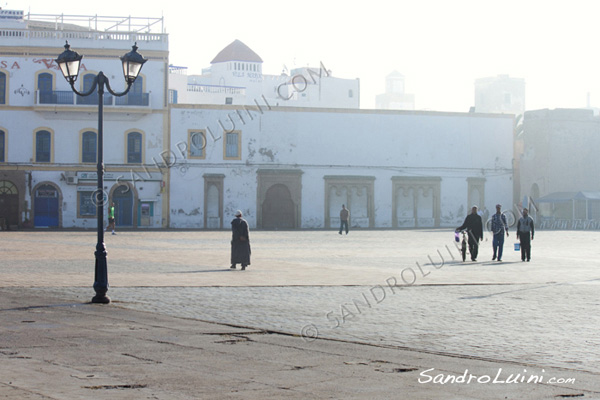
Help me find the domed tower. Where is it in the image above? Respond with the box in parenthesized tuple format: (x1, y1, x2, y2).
(210, 39, 264, 99)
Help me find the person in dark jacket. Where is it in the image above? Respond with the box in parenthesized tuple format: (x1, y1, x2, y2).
(516, 208, 535, 262)
(456, 205, 484, 261)
(230, 210, 251, 270)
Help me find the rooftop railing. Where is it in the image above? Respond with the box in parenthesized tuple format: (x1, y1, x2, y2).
(0, 13, 167, 45)
(187, 84, 246, 95)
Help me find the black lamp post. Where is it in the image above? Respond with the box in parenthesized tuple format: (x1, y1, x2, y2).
(55, 41, 147, 304)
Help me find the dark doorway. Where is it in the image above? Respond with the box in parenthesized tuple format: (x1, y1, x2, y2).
(0, 180, 19, 229)
(262, 184, 295, 229)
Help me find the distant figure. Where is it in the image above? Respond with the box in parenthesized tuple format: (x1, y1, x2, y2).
(456, 205, 484, 261)
(517, 208, 535, 262)
(339, 205, 349, 235)
(230, 210, 251, 270)
(491, 204, 509, 261)
(106, 202, 116, 235)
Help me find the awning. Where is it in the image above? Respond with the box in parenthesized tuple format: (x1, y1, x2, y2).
(536, 192, 578, 203)
(575, 191, 600, 201)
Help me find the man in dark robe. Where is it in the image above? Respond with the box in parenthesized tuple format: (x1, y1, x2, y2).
(456, 205, 484, 261)
(230, 210, 251, 270)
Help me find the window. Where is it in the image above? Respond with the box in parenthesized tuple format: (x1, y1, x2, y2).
(81, 131, 97, 163)
(189, 130, 206, 159)
(0, 71, 6, 104)
(349, 89, 354, 98)
(128, 77, 143, 105)
(35, 130, 52, 163)
(0, 130, 5, 162)
(169, 89, 178, 104)
(224, 131, 241, 160)
(127, 131, 143, 164)
(78, 74, 97, 105)
(225, 97, 233, 105)
(78, 190, 97, 217)
(79, 73, 112, 105)
(38, 73, 53, 104)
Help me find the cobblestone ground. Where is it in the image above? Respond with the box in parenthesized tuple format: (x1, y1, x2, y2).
(2, 229, 599, 374)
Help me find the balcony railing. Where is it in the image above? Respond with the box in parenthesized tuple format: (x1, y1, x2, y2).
(187, 84, 246, 95)
(35, 90, 150, 107)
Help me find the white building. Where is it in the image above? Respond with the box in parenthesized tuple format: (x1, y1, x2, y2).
(474, 74, 525, 115)
(375, 71, 415, 110)
(169, 39, 360, 109)
(168, 105, 514, 229)
(0, 11, 169, 229)
(1, 11, 516, 231)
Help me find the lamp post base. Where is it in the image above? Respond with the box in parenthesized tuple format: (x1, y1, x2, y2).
(92, 244, 110, 304)
(91, 293, 111, 304)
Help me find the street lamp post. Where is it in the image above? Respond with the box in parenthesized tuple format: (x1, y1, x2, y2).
(56, 41, 147, 304)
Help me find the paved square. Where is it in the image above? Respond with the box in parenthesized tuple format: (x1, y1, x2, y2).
(1, 229, 599, 398)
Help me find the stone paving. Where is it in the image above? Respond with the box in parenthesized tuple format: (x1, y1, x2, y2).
(1, 228, 600, 384)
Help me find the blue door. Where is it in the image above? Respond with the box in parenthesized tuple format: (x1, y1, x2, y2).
(34, 185, 59, 227)
(113, 185, 133, 227)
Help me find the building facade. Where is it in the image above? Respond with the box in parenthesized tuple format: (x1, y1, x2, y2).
(0, 11, 169, 229)
(519, 108, 600, 223)
(168, 105, 514, 229)
(1, 11, 516, 231)
(375, 71, 415, 110)
(169, 39, 360, 109)
(474, 74, 525, 115)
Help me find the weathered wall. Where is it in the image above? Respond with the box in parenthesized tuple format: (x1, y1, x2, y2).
(168, 106, 514, 229)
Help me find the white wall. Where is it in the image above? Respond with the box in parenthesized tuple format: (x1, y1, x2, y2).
(168, 106, 514, 229)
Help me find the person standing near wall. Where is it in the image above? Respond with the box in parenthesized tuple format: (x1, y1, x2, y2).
(491, 204, 509, 261)
(230, 210, 251, 270)
(339, 204, 349, 235)
(517, 208, 535, 262)
(106, 202, 116, 235)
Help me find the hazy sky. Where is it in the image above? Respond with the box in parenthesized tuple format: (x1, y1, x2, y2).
(19, 0, 600, 111)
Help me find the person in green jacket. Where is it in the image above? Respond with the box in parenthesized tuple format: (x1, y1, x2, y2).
(107, 202, 116, 235)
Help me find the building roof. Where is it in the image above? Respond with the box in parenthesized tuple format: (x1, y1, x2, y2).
(536, 191, 600, 203)
(211, 39, 263, 64)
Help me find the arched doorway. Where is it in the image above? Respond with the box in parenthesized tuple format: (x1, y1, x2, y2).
(112, 185, 134, 227)
(262, 184, 295, 229)
(0, 180, 18, 229)
(34, 184, 59, 227)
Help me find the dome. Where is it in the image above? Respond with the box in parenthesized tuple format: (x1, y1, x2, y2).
(211, 39, 263, 64)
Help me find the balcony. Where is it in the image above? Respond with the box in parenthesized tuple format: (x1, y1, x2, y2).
(35, 90, 150, 107)
(187, 84, 246, 95)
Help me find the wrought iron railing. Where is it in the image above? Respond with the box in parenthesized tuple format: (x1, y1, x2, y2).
(36, 90, 150, 107)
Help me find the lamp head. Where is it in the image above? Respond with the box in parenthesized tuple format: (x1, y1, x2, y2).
(120, 43, 147, 85)
(55, 41, 83, 84)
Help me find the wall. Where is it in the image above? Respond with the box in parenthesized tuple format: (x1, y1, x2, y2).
(168, 105, 514, 229)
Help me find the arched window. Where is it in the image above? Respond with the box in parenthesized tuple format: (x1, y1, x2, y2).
(127, 131, 142, 164)
(81, 131, 97, 163)
(129, 77, 143, 105)
(38, 73, 53, 104)
(35, 130, 51, 162)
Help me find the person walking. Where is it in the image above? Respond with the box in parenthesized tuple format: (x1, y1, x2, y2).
(230, 210, 251, 270)
(106, 202, 116, 235)
(491, 204, 509, 261)
(339, 204, 349, 235)
(517, 208, 535, 262)
(456, 205, 484, 261)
